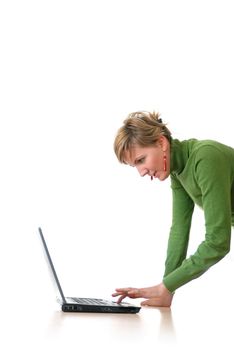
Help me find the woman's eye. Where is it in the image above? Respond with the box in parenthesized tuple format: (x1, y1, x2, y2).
(136, 158, 145, 164)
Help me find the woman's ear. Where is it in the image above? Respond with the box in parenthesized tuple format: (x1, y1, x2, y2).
(158, 135, 169, 152)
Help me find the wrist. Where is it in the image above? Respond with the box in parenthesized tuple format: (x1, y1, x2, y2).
(161, 282, 175, 295)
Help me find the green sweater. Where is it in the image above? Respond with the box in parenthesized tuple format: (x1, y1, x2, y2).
(163, 139, 234, 293)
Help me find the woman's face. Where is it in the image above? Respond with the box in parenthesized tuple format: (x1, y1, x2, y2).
(124, 136, 170, 181)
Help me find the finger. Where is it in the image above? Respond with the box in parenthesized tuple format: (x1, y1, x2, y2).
(127, 289, 142, 298)
(115, 288, 132, 293)
(112, 290, 130, 297)
(112, 292, 122, 297)
(117, 294, 127, 304)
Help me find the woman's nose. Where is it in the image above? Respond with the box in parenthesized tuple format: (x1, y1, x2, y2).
(137, 166, 148, 177)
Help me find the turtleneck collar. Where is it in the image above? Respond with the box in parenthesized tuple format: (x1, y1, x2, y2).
(170, 138, 197, 175)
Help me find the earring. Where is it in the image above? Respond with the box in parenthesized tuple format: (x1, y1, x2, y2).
(163, 153, 167, 172)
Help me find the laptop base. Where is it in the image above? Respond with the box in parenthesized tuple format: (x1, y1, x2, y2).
(62, 303, 140, 313)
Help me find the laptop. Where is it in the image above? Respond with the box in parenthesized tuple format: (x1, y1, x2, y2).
(38, 227, 141, 313)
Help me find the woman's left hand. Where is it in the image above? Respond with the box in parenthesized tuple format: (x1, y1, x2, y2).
(112, 283, 174, 307)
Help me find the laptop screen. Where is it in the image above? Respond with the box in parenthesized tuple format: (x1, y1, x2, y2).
(38, 227, 66, 304)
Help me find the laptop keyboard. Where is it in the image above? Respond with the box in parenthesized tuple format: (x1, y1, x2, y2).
(71, 298, 113, 306)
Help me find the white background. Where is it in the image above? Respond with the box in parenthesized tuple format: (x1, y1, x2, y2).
(1, 1, 234, 349)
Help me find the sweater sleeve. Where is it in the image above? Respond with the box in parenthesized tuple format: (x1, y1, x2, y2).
(163, 175, 194, 278)
(163, 146, 232, 292)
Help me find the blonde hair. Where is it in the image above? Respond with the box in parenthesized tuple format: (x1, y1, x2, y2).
(114, 111, 172, 163)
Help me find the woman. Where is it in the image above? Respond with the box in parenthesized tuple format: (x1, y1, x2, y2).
(112, 111, 234, 307)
